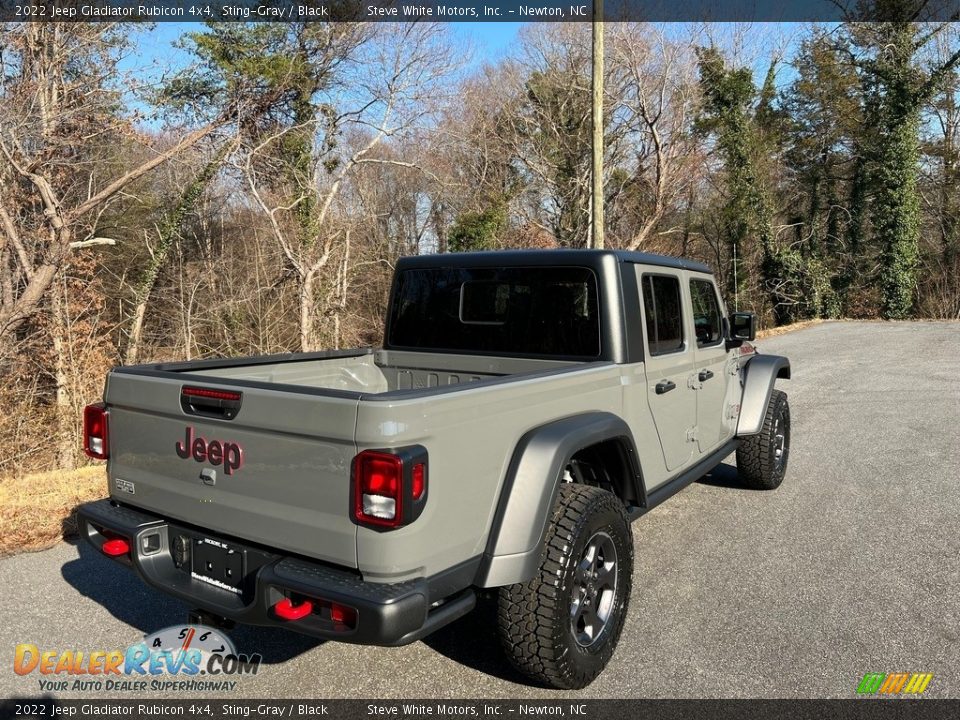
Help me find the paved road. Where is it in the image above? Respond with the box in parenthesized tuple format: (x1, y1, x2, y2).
(2, 321, 958, 700)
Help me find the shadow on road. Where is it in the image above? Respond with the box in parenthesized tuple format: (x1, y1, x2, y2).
(61, 542, 321, 665)
(696, 461, 755, 490)
(60, 505, 85, 548)
(421, 597, 546, 688)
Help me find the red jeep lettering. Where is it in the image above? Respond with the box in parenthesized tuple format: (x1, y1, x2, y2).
(176, 426, 244, 475)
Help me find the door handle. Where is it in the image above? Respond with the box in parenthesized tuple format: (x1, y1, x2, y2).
(655, 380, 676, 394)
(698, 369, 715, 382)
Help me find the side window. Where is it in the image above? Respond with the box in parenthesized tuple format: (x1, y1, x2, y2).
(689, 279, 722, 347)
(642, 274, 684, 355)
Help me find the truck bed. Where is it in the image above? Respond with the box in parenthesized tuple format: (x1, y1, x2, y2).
(173, 348, 580, 396)
(104, 348, 617, 578)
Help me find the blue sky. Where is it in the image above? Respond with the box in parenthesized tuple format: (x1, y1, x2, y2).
(124, 22, 525, 79)
(121, 21, 798, 125)
(454, 21, 525, 61)
(123, 22, 799, 93)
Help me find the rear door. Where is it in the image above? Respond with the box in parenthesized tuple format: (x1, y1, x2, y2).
(104, 372, 360, 567)
(637, 269, 697, 473)
(688, 276, 731, 453)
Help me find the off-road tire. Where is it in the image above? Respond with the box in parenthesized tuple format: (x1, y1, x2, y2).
(737, 389, 790, 490)
(497, 484, 633, 689)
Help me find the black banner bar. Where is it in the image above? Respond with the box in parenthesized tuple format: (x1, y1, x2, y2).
(3, 699, 960, 720)
(1, 0, 959, 23)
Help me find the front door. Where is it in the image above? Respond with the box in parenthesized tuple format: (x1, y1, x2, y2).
(638, 270, 697, 473)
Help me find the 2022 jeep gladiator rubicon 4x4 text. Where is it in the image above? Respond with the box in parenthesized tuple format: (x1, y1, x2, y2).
(78, 249, 791, 689)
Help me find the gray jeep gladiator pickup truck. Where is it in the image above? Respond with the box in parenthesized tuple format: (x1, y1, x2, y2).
(78, 249, 791, 689)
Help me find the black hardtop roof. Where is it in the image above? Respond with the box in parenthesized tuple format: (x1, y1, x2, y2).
(395, 248, 712, 274)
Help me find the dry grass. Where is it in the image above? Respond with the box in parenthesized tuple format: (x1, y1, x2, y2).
(0, 465, 106, 557)
(756, 318, 824, 339)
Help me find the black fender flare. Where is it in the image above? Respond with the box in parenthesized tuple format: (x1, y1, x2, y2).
(474, 411, 641, 588)
(736, 354, 791, 436)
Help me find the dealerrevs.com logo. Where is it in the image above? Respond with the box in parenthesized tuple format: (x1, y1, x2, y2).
(13, 625, 261, 693)
(856, 672, 934, 696)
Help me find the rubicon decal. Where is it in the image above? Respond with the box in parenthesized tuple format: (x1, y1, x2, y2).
(176, 426, 243, 475)
(856, 672, 933, 695)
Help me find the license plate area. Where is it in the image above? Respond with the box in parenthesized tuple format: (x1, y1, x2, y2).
(191, 537, 244, 594)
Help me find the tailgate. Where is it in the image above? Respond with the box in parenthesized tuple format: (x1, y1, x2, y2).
(104, 372, 360, 568)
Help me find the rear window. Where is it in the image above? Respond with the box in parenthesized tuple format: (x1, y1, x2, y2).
(642, 274, 684, 355)
(387, 266, 601, 358)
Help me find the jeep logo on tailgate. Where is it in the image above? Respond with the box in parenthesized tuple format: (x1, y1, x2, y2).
(176, 426, 244, 475)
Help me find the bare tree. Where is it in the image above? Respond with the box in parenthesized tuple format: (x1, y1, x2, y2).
(0, 25, 230, 339)
(0, 24, 231, 466)
(607, 24, 702, 250)
(243, 22, 457, 351)
(507, 24, 600, 246)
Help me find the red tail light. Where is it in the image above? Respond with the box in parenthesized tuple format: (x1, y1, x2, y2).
(353, 452, 403, 528)
(352, 447, 428, 530)
(83, 403, 109, 460)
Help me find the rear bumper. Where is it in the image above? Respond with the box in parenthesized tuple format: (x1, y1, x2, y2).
(76, 499, 474, 646)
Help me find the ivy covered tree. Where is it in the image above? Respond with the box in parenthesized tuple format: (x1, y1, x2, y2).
(845, 19, 960, 318)
(695, 47, 797, 323)
(448, 201, 508, 252)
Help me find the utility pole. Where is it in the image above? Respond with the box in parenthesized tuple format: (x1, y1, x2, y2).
(591, 0, 604, 249)
(733, 241, 739, 311)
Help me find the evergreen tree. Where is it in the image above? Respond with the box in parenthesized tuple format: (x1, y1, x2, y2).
(521, 66, 593, 246)
(783, 33, 862, 317)
(696, 47, 796, 324)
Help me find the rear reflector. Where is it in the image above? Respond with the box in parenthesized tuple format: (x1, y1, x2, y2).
(411, 463, 425, 500)
(101, 537, 130, 557)
(273, 598, 313, 621)
(83, 403, 109, 460)
(330, 603, 357, 628)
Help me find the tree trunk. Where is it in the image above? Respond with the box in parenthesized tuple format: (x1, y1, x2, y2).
(125, 300, 149, 366)
(331, 230, 351, 350)
(299, 269, 316, 352)
(840, 152, 868, 313)
(939, 85, 959, 309)
(875, 106, 922, 319)
(0, 248, 13, 312)
(51, 277, 75, 470)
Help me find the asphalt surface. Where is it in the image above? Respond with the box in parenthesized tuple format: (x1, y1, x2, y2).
(2, 320, 958, 700)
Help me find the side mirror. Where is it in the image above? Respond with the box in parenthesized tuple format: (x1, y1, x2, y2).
(730, 312, 756, 341)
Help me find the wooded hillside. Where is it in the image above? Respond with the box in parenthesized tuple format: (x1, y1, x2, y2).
(1, 20, 958, 476)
